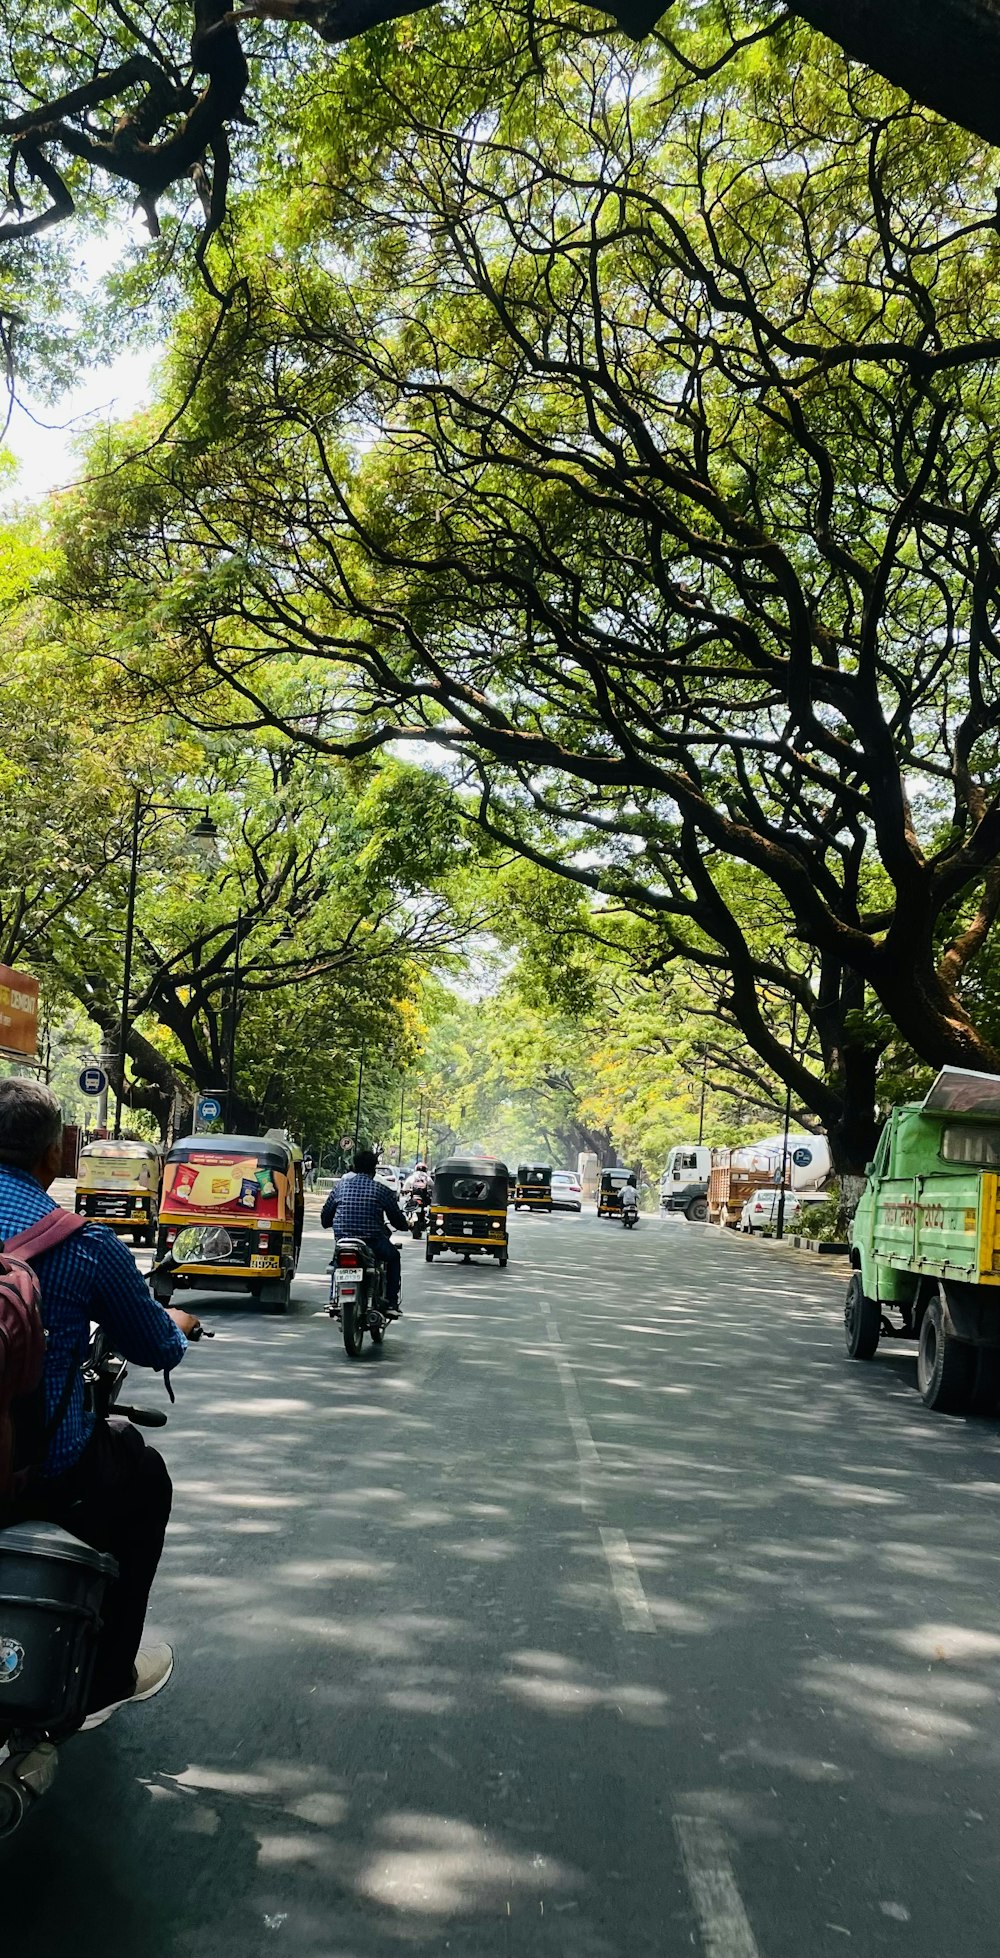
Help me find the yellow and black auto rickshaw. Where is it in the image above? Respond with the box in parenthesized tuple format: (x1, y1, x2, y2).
(151, 1130, 304, 1313)
(597, 1167, 632, 1218)
(75, 1138, 162, 1246)
(514, 1163, 553, 1212)
(426, 1158, 510, 1267)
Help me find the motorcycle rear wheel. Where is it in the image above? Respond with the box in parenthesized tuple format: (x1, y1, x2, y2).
(342, 1291, 366, 1358)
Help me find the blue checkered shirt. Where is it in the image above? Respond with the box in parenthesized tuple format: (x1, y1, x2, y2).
(0, 1165, 187, 1478)
(321, 1172, 408, 1240)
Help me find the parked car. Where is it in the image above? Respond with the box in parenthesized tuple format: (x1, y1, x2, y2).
(551, 1170, 583, 1212)
(739, 1188, 802, 1235)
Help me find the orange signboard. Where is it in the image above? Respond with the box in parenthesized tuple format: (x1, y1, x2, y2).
(0, 965, 38, 1060)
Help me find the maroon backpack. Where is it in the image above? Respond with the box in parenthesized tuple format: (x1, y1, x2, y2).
(0, 1210, 85, 1496)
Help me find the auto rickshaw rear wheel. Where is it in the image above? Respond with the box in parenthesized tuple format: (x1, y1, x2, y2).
(498, 1251, 508, 1268)
(425, 1245, 435, 1263)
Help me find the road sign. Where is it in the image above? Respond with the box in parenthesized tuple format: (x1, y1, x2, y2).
(197, 1095, 223, 1125)
(78, 1065, 108, 1097)
(340, 1135, 353, 1150)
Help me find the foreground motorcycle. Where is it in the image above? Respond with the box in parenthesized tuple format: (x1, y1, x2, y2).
(328, 1238, 398, 1357)
(622, 1206, 638, 1230)
(0, 1322, 210, 1837)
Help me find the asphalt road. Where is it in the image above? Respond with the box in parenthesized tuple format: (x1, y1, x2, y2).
(6, 1204, 1000, 1958)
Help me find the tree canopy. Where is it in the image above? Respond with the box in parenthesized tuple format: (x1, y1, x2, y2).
(49, 12, 1000, 1168)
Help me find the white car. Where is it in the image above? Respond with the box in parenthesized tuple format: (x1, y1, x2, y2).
(551, 1170, 583, 1212)
(739, 1188, 802, 1234)
(375, 1165, 403, 1194)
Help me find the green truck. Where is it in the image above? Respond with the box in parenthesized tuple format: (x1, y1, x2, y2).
(847, 1067, 1000, 1413)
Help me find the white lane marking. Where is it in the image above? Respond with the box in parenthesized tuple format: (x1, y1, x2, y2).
(674, 1815, 761, 1958)
(543, 1321, 601, 1472)
(598, 1525, 654, 1632)
(541, 1302, 654, 1633)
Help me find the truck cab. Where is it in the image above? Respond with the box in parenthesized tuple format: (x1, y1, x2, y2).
(660, 1145, 711, 1221)
(847, 1067, 1000, 1413)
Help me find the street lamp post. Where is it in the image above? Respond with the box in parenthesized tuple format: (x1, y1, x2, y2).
(113, 793, 219, 1139)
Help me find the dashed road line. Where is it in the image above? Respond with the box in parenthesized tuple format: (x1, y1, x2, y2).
(598, 1525, 655, 1631)
(541, 1299, 654, 1634)
(674, 1814, 761, 1958)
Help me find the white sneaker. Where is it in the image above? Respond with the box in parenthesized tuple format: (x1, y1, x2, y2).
(81, 1642, 174, 1730)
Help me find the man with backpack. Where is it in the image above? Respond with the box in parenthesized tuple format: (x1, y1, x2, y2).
(0, 1079, 200, 1727)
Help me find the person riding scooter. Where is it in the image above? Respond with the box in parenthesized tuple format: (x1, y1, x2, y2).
(621, 1175, 639, 1228)
(0, 1078, 200, 1728)
(321, 1149, 408, 1313)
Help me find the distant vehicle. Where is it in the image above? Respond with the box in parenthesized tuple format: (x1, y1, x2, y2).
(75, 1138, 161, 1247)
(577, 1150, 599, 1199)
(709, 1133, 830, 1226)
(551, 1170, 583, 1212)
(597, 1167, 633, 1218)
(659, 1144, 711, 1222)
(739, 1188, 803, 1235)
(514, 1164, 553, 1212)
(375, 1164, 402, 1194)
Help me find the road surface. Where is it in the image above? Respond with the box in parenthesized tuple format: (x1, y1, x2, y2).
(6, 1205, 1000, 1958)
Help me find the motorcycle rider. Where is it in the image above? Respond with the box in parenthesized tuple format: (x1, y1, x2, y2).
(403, 1161, 432, 1216)
(621, 1175, 639, 1222)
(321, 1148, 409, 1313)
(0, 1078, 200, 1727)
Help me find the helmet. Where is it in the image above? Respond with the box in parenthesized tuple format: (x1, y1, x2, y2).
(415, 1161, 428, 1171)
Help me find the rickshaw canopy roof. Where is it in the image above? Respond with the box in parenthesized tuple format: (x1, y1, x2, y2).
(81, 1139, 160, 1159)
(436, 1157, 509, 1181)
(166, 1132, 296, 1170)
(601, 1168, 632, 1187)
(517, 1163, 551, 1179)
(433, 1158, 510, 1203)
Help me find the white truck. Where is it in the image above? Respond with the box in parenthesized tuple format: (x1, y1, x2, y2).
(659, 1144, 711, 1221)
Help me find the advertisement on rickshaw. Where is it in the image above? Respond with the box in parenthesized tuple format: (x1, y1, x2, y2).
(77, 1150, 158, 1195)
(160, 1150, 290, 1220)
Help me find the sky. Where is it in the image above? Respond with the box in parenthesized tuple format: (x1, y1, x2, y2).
(3, 343, 158, 505)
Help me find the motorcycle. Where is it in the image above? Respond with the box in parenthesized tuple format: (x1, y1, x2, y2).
(404, 1189, 429, 1239)
(622, 1205, 639, 1230)
(0, 1320, 211, 1837)
(328, 1237, 399, 1357)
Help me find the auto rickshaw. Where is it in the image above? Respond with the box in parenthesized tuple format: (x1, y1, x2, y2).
(425, 1158, 510, 1266)
(151, 1130, 304, 1313)
(597, 1167, 632, 1218)
(75, 1138, 162, 1246)
(514, 1163, 553, 1212)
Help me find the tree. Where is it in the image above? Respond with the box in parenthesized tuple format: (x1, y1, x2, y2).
(5, 0, 1000, 351)
(54, 24, 1000, 1168)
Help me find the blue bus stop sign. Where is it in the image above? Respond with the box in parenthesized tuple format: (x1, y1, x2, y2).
(78, 1065, 108, 1097)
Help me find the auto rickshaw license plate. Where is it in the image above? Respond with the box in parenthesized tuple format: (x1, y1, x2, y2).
(250, 1254, 281, 1271)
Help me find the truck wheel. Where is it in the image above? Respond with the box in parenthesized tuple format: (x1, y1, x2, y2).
(844, 1273, 880, 1360)
(917, 1296, 975, 1413)
(686, 1197, 709, 1223)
